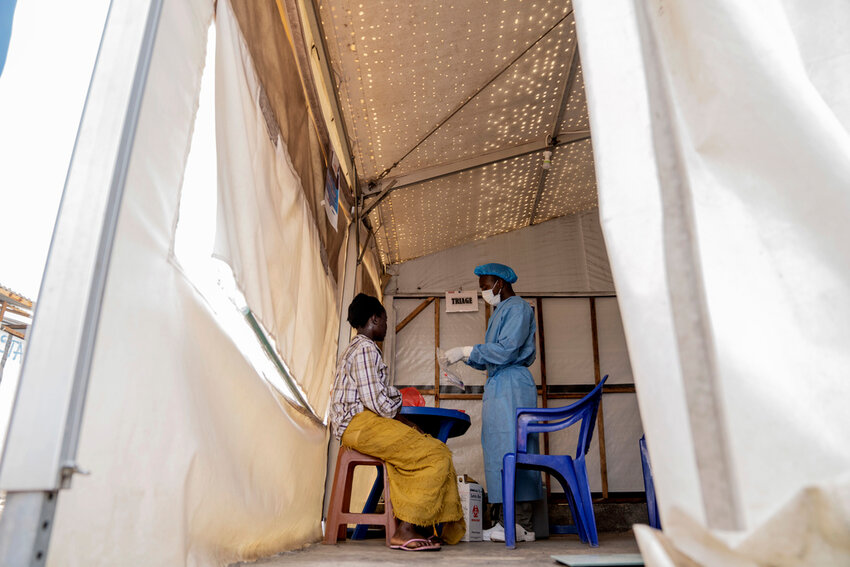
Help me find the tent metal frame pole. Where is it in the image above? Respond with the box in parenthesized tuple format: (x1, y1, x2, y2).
(323, 220, 360, 520)
(336, 223, 360, 358)
(360, 179, 396, 218)
(365, 132, 590, 199)
(0, 0, 164, 564)
(529, 39, 581, 226)
(295, 0, 357, 188)
(367, 140, 547, 195)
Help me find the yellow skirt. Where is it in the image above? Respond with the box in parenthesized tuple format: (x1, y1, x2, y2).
(341, 410, 466, 544)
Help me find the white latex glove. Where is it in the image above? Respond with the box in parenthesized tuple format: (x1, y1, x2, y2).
(445, 346, 473, 365)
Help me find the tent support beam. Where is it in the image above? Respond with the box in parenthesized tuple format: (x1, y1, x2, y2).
(0, 0, 165, 564)
(529, 42, 581, 225)
(551, 45, 582, 144)
(1, 326, 24, 340)
(293, 0, 356, 187)
(323, 221, 360, 520)
(536, 298, 552, 500)
(365, 131, 590, 199)
(360, 179, 396, 218)
(357, 228, 375, 265)
(395, 297, 435, 334)
(589, 298, 610, 499)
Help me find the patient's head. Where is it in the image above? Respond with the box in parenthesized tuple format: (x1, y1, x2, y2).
(347, 293, 387, 341)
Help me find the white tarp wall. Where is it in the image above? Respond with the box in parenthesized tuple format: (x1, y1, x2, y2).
(575, 0, 850, 564)
(385, 209, 613, 296)
(46, 0, 332, 564)
(214, 0, 339, 414)
(386, 211, 645, 497)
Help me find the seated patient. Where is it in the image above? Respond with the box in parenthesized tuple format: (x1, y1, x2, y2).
(329, 293, 465, 551)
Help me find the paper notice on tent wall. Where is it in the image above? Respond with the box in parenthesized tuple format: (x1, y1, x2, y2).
(331, 150, 340, 181)
(323, 169, 339, 231)
(446, 291, 479, 313)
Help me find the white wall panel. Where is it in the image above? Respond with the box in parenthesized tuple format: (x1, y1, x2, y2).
(595, 297, 634, 385)
(387, 210, 615, 296)
(439, 299, 487, 388)
(47, 3, 329, 562)
(393, 298, 435, 387)
(602, 394, 645, 491)
(541, 298, 595, 385)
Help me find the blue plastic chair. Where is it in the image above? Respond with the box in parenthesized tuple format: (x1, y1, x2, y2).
(639, 435, 661, 530)
(502, 375, 608, 549)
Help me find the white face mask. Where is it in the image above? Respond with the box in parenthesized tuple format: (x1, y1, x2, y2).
(481, 281, 502, 306)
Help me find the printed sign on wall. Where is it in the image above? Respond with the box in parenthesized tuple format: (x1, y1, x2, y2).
(445, 290, 479, 313)
(323, 169, 339, 231)
(0, 334, 24, 363)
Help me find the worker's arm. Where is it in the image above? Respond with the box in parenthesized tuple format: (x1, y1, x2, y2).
(467, 301, 533, 367)
(465, 352, 486, 371)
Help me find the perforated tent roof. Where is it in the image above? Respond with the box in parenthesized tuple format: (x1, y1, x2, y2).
(319, 0, 598, 265)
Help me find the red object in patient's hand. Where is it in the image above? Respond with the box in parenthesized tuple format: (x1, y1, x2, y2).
(401, 387, 426, 407)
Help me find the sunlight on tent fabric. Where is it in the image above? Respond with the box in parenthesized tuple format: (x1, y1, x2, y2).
(41, 3, 330, 561)
(320, 0, 599, 264)
(172, 26, 311, 414)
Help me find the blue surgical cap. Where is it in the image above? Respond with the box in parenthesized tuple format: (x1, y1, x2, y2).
(474, 263, 517, 284)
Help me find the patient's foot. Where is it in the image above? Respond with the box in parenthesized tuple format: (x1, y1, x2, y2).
(390, 521, 440, 550)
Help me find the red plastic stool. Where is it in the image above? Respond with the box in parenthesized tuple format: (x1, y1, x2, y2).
(324, 447, 396, 545)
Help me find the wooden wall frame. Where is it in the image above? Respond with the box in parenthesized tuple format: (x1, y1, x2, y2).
(392, 294, 638, 502)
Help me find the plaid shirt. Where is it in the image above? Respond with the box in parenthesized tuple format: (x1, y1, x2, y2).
(329, 334, 402, 440)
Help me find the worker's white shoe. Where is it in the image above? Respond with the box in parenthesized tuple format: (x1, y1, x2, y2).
(484, 522, 536, 543)
(482, 523, 502, 541)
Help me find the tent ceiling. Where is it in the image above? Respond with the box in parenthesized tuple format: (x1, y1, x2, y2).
(319, 0, 597, 264)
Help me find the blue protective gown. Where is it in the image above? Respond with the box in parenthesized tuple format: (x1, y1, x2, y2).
(467, 296, 542, 503)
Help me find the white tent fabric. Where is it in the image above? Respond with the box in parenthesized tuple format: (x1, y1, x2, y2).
(575, 0, 850, 563)
(386, 209, 613, 296)
(47, 1, 328, 564)
(317, 0, 600, 265)
(214, 0, 339, 414)
(34, 0, 850, 563)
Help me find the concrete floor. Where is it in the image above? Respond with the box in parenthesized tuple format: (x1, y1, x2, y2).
(235, 532, 640, 566)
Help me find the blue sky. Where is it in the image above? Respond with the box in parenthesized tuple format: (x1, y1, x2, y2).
(0, 0, 110, 300)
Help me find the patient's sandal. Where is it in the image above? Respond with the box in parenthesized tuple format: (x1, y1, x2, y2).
(390, 538, 441, 551)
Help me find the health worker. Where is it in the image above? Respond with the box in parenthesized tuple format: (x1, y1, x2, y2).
(445, 263, 541, 543)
